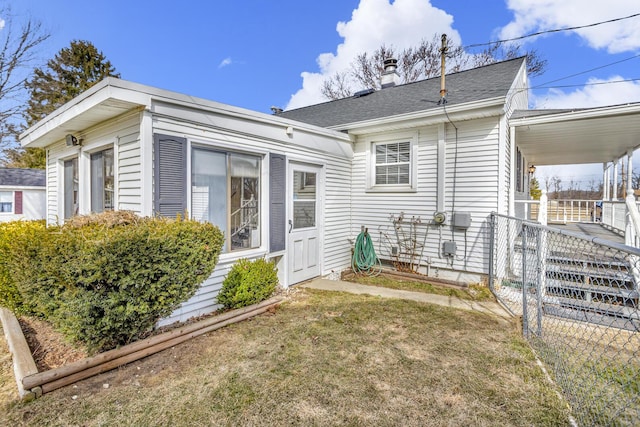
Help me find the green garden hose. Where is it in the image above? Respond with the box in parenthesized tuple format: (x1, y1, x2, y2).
(352, 230, 381, 276)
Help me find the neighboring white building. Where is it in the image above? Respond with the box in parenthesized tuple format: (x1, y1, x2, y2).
(0, 168, 46, 223)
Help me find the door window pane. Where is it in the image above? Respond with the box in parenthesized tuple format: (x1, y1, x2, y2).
(293, 170, 316, 229)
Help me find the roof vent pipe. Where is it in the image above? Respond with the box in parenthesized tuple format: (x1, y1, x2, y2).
(381, 58, 401, 88)
(439, 34, 448, 104)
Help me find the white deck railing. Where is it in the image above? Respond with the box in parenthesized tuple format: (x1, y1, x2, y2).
(514, 197, 640, 248)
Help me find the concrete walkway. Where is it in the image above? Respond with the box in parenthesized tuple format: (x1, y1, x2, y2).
(301, 278, 512, 319)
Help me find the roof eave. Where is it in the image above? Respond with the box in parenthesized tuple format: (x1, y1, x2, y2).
(331, 96, 506, 135)
(510, 102, 640, 127)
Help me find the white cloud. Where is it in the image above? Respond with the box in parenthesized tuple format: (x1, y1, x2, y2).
(501, 0, 640, 54)
(285, 0, 460, 110)
(0, 18, 5, 31)
(218, 57, 233, 69)
(532, 76, 640, 108)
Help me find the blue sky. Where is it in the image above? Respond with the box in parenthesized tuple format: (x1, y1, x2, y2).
(8, 0, 640, 186)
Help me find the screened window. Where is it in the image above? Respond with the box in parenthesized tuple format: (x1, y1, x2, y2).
(91, 148, 114, 213)
(191, 147, 261, 252)
(375, 141, 410, 185)
(64, 158, 79, 219)
(0, 191, 12, 213)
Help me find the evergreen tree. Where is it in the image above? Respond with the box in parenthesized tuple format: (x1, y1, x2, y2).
(24, 39, 120, 126)
(4, 40, 120, 168)
(530, 177, 542, 200)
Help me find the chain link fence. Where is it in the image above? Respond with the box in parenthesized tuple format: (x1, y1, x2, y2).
(489, 213, 640, 426)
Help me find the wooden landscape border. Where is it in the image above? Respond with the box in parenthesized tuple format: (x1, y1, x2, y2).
(0, 297, 283, 400)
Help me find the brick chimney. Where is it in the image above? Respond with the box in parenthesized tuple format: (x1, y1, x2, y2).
(380, 58, 400, 88)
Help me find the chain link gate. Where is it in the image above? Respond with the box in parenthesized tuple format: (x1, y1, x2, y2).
(489, 213, 640, 426)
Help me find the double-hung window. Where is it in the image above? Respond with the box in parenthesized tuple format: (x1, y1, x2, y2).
(191, 147, 261, 252)
(91, 148, 114, 213)
(0, 191, 13, 213)
(375, 141, 410, 185)
(368, 132, 417, 191)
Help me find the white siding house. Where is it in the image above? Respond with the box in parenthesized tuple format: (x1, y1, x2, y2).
(20, 56, 533, 323)
(20, 79, 353, 324)
(0, 168, 46, 223)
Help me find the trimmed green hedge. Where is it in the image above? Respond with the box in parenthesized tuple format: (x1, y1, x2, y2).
(217, 258, 279, 309)
(0, 220, 47, 314)
(1, 212, 224, 353)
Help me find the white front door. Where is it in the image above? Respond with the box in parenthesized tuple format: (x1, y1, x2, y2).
(288, 163, 322, 284)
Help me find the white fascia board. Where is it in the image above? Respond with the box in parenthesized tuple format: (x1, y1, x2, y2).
(0, 186, 45, 191)
(147, 92, 353, 145)
(510, 102, 640, 127)
(332, 97, 506, 135)
(20, 80, 152, 148)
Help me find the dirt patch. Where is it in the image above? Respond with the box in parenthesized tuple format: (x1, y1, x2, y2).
(18, 317, 87, 371)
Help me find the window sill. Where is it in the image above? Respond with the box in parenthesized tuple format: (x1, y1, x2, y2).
(218, 247, 268, 264)
(365, 186, 417, 194)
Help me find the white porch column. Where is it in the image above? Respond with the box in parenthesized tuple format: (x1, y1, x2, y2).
(628, 149, 633, 196)
(613, 161, 619, 200)
(539, 189, 548, 226)
(603, 163, 610, 201)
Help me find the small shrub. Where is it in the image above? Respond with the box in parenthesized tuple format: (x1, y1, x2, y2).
(217, 258, 279, 309)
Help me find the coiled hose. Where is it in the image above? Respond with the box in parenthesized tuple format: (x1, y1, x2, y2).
(352, 230, 381, 276)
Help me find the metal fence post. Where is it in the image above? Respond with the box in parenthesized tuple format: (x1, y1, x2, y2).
(488, 213, 495, 292)
(521, 222, 529, 338)
(535, 227, 543, 337)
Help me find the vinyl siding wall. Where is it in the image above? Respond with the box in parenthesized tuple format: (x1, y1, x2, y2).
(152, 112, 352, 325)
(351, 116, 501, 280)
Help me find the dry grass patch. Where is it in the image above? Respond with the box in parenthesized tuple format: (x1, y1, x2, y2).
(1, 289, 569, 426)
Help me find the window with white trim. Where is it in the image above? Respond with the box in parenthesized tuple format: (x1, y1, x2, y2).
(375, 141, 410, 185)
(191, 147, 261, 252)
(0, 191, 12, 213)
(91, 147, 114, 213)
(64, 158, 79, 219)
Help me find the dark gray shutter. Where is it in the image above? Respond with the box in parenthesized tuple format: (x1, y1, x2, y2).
(154, 134, 187, 218)
(269, 153, 286, 252)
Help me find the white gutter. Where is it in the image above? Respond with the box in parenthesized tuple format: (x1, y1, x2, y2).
(510, 102, 640, 127)
(333, 96, 506, 135)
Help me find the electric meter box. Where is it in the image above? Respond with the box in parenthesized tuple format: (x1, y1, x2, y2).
(452, 212, 471, 230)
(443, 241, 457, 257)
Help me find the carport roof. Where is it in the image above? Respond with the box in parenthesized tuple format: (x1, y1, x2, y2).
(510, 103, 640, 166)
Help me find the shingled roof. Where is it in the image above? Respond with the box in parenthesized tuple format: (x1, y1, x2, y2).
(0, 168, 46, 187)
(277, 57, 526, 129)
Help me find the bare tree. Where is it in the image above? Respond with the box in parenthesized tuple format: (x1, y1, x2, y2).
(321, 35, 547, 100)
(0, 5, 50, 163)
(552, 176, 562, 199)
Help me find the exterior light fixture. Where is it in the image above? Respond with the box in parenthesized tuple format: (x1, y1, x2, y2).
(528, 165, 536, 175)
(65, 134, 81, 146)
